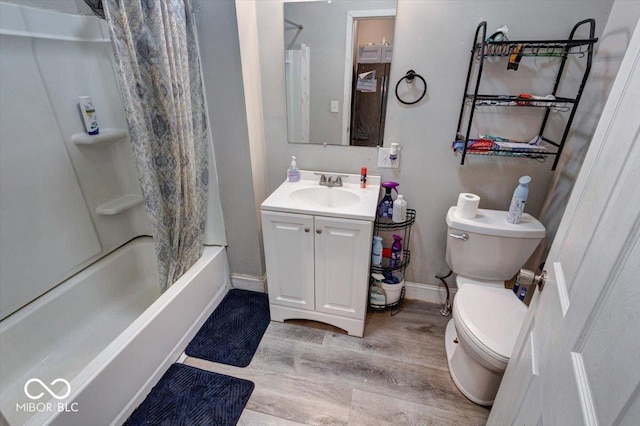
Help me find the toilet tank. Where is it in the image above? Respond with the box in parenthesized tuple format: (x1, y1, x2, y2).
(445, 207, 545, 281)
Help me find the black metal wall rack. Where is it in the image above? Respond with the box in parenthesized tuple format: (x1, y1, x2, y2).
(455, 19, 598, 170)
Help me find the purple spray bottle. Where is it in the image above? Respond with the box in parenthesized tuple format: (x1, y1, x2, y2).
(378, 182, 399, 219)
(390, 234, 403, 268)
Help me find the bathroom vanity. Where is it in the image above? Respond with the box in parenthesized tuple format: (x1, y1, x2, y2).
(261, 170, 381, 336)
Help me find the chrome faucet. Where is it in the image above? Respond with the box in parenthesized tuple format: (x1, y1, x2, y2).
(319, 174, 346, 187)
(319, 174, 346, 188)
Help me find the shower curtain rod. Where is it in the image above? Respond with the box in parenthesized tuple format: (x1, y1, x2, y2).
(284, 19, 303, 30)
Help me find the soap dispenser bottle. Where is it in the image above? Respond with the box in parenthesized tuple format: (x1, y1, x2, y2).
(507, 175, 531, 224)
(287, 156, 300, 182)
(377, 182, 399, 218)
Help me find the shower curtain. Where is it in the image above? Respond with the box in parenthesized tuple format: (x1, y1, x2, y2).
(103, 0, 208, 292)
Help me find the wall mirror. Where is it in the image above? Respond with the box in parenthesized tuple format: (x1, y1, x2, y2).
(283, 0, 397, 146)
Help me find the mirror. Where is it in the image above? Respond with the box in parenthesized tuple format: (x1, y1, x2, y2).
(283, 0, 397, 146)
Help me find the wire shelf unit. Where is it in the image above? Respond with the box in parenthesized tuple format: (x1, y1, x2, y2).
(454, 19, 598, 170)
(369, 209, 416, 314)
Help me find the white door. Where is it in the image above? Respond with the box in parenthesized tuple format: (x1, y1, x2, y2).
(261, 211, 315, 311)
(314, 216, 372, 320)
(489, 23, 640, 425)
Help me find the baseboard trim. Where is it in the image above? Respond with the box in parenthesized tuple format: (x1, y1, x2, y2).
(230, 273, 266, 293)
(229, 276, 452, 303)
(404, 281, 456, 305)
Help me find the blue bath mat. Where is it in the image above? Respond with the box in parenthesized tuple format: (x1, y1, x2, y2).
(124, 363, 253, 426)
(185, 289, 270, 367)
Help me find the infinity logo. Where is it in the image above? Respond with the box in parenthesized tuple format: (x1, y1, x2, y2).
(24, 378, 71, 400)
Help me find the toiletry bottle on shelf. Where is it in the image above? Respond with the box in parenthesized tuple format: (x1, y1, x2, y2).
(392, 194, 407, 223)
(287, 156, 300, 182)
(390, 234, 403, 268)
(78, 96, 99, 135)
(377, 182, 399, 218)
(371, 236, 383, 266)
(507, 176, 531, 224)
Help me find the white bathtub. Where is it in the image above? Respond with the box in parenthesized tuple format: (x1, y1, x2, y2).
(0, 237, 230, 426)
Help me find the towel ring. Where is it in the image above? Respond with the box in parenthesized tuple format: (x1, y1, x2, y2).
(395, 70, 427, 105)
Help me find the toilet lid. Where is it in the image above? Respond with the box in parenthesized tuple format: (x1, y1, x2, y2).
(455, 284, 527, 361)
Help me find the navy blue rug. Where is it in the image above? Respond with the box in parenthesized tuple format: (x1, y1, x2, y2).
(124, 363, 254, 426)
(185, 289, 270, 367)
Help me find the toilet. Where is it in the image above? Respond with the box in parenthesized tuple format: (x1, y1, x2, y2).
(444, 206, 545, 406)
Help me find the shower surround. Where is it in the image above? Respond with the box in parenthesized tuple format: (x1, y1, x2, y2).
(0, 3, 228, 425)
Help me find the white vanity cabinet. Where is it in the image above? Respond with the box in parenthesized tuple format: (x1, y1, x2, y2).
(261, 210, 373, 337)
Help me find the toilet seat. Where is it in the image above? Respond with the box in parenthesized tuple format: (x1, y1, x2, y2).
(453, 283, 527, 372)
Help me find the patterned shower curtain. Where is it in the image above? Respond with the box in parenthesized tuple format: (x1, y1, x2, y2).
(103, 0, 208, 292)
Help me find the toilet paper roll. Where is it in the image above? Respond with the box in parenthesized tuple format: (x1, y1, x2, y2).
(455, 193, 480, 219)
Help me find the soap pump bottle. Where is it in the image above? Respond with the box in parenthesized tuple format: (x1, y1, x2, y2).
(287, 156, 300, 182)
(378, 182, 399, 218)
(507, 175, 531, 224)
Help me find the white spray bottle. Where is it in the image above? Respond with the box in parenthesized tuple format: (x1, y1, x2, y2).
(507, 176, 531, 224)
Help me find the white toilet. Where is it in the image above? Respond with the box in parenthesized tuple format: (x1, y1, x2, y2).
(444, 206, 545, 406)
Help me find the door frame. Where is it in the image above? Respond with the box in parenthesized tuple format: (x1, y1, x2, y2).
(342, 8, 396, 145)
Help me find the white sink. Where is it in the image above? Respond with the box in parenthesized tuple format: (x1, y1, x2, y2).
(261, 170, 381, 220)
(289, 186, 361, 208)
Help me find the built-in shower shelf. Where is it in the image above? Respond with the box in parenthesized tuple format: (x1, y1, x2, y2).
(72, 128, 128, 146)
(96, 194, 144, 215)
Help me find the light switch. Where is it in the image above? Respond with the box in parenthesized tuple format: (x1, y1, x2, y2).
(330, 101, 339, 113)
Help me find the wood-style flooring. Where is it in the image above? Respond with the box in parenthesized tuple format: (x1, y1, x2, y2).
(184, 300, 490, 425)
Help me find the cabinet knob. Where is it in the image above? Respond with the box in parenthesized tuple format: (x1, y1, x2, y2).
(304, 227, 310, 233)
(316, 229, 322, 234)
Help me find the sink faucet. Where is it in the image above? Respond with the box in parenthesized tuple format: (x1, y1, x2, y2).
(319, 174, 345, 187)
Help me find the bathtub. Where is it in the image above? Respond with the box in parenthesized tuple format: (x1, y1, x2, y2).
(0, 237, 230, 426)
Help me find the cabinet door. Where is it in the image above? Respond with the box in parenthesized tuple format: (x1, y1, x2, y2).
(314, 216, 372, 319)
(261, 211, 315, 311)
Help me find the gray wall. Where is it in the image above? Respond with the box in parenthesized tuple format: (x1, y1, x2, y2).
(196, 0, 264, 278)
(255, 0, 616, 287)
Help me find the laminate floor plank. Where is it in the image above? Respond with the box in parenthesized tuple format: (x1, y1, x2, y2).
(183, 300, 490, 425)
(238, 409, 307, 426)
(324, 309, 449, 372)
(265, 320, 328, 346)
(348, 388, 488, 426)
(252, 334, 477, 413)
(185, 357, 353, 425)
